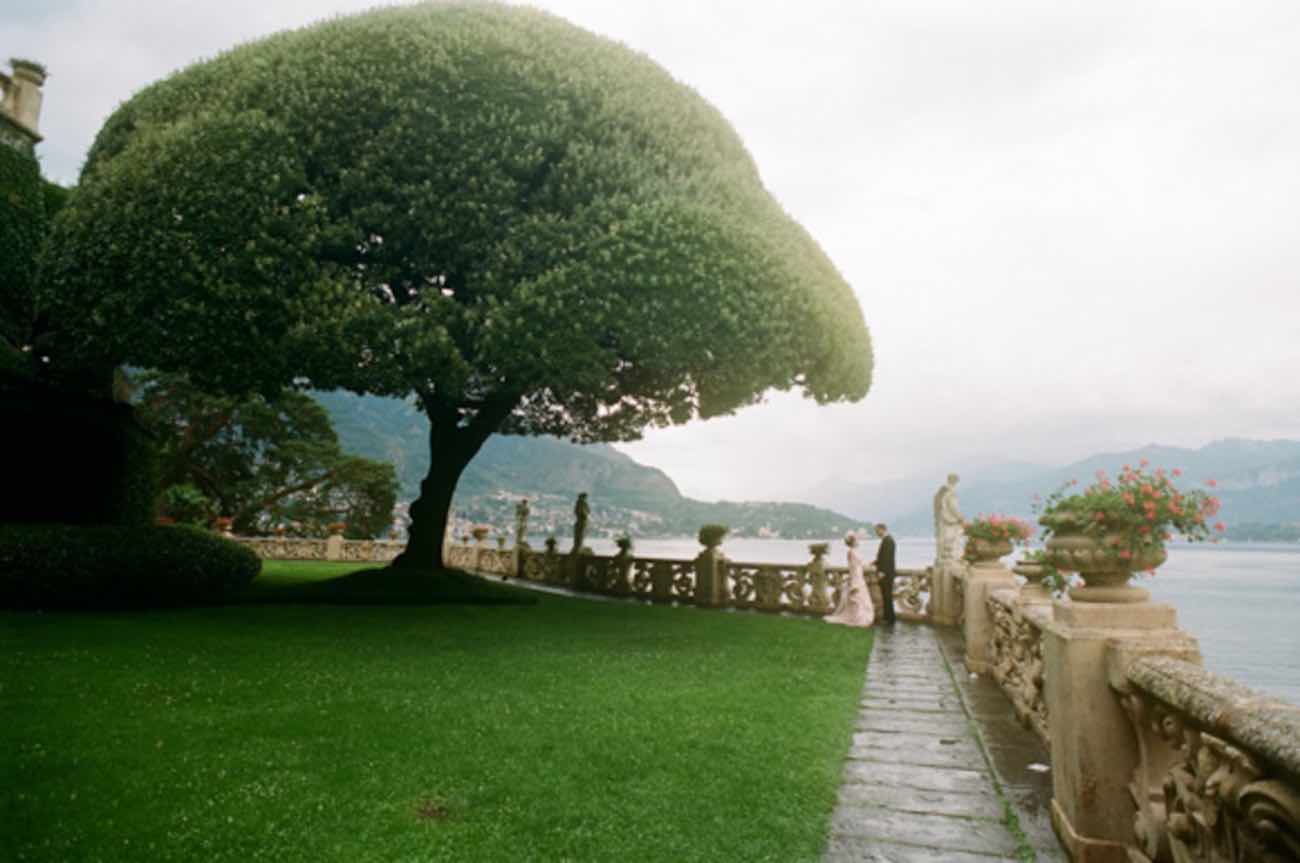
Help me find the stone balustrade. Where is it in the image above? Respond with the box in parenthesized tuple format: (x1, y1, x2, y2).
(492, 544, 930, 622)
(987, 586, 1051, 746)
(234, 535, 405, 563)
(1117, 656, 1300, 863)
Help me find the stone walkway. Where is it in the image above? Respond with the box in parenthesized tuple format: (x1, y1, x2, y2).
(823, 622, 1066, 862)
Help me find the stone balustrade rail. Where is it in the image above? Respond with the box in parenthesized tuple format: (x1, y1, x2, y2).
(987, 587, 1052, 746)
(1117, 656, 1300, 863)
(491, 545, 930, 622)
(235, 535, 404, 563)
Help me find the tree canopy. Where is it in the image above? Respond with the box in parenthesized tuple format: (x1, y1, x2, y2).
(38, 1, 872, 566)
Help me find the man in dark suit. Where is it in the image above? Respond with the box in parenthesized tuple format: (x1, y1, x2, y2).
(874, 523, 897, 624)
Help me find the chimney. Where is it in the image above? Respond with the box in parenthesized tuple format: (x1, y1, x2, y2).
(1, 58, 46, 150)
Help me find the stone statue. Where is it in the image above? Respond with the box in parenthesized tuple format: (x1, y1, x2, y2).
(514, 498, 530, 548)
(933, 473, 966, 563)
(571, 492, 590, 555)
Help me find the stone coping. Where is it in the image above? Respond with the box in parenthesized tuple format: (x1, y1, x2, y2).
(1128, 654, 1300, 780)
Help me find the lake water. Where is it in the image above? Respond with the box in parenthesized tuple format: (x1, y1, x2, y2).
(560, 535, 1300, 706)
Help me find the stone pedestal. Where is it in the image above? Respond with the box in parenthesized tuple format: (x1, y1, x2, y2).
(929, 559, 967, 626)
(963, 561, 1018, 672)
(325, 533, 344, 561)
(1013, 559, 1053, 604)
(694, 547, 728, 608)
(1044, 600, 1201, 863)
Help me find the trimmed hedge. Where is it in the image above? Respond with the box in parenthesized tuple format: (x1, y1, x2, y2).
(0, 523, 262, 608)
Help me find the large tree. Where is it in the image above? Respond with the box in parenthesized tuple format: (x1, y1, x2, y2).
(37, 2, 873, 569)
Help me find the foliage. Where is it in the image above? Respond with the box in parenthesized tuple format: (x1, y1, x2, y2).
(158, 482, 214, 525)
(614, 534, 633, 552)
(1035, 461, 1224, 565)
(134, 371, 398, 538)
(10, 58, 48, 76)
(965, 514, 1036, 543)
(0, 523, 261, 608)
(5, 560, 873, 861)
(0, 144, 43, 368)
(698, 524, 729, 547)
(38, 2, 873, 565)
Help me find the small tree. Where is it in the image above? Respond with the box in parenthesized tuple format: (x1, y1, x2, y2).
(38, 2, 873, 569)
(136, 372, 398, 537)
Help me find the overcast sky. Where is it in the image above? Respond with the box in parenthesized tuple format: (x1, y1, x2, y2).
(11, 0, 1300, 501)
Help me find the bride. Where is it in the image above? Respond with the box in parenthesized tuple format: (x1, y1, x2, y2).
(825, 532, 875, 627)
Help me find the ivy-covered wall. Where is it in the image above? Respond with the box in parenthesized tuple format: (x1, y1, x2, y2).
(1, 114, 158, 528)
(0, 143, 44, 354)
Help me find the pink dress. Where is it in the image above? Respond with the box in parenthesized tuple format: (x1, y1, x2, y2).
(825, 547, 874, 627)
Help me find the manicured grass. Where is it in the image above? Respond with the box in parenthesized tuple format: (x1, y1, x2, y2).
(2, 561, 873, 862)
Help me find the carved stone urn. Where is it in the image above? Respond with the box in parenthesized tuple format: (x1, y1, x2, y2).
(1012, 557, 1051, 603)
(1040, 512, 1166, 603)
(964, 537, 1013, 565)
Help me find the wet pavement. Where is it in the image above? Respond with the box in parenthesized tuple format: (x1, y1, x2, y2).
(823, 623, 1067, 862)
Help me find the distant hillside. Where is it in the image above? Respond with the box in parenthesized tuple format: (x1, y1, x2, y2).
(808, 439, 1300, 536)
(312, 392, 867, 539)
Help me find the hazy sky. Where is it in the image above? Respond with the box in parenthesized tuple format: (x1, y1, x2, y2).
(11, 0, 1300, 500)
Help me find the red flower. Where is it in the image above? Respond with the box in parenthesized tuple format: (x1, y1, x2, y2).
(1172, 468, 1182, 477)
(1206, 479, 1217, 487)
(1214, 522, 1226, 532)
(1119, 550, 1133, 560)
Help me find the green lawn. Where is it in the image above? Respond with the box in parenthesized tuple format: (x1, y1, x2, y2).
(2, 561, 873, 862)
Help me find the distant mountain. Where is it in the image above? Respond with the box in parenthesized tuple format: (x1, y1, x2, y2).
(312, 392, 866, 539)
(808, 439, 1300, 536)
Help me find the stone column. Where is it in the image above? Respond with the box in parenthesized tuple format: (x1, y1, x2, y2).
(806, 547, 831, 613)
(325, 529, 344, 561)
(962, 556, 1017, 673)
(929, 558, 966, 626)
(1043, 597, 1200, 862)
(693, 544, 728, 608)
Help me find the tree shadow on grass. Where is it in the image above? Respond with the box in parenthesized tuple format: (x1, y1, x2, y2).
(232, 566, 538, 607)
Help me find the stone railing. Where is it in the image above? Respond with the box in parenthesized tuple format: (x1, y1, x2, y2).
(234, 535, 405, 563)
(909, 539, 1300, 863)
(1117, 656, 1300, 863)
(987, 587, 1051, 746)
(456, 541, 931, 623)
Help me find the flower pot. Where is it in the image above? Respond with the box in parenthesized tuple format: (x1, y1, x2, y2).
(1041, 512, 1166, 603)
(964, 536, 1013, 565)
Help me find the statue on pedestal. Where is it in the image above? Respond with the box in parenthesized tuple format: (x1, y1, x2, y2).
(514, 498, 530, 548)
(933, 473, 966, 564)
(571, 492, 590, 555)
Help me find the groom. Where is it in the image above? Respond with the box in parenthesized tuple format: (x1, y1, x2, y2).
(874, 523, 897, 624)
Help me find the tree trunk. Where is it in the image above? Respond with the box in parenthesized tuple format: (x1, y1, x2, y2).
(391, 396, 515, 571)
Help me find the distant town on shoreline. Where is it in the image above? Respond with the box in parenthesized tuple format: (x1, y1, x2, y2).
(318, 392, 1300, 543)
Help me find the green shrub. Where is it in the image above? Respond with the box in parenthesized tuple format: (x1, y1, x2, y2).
(698, 524, 729, 547)
(0, 523, 261, 608)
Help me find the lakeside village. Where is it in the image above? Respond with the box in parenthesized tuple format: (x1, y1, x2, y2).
(443, 491, 859, 544)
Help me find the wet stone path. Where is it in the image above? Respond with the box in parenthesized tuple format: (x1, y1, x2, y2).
(823, 623, 1041, 862)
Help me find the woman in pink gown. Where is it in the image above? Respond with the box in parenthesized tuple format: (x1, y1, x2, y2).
(825, 533, 875, 627)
